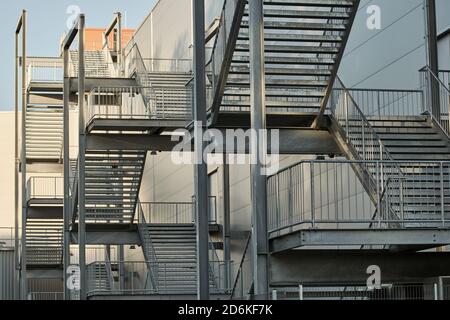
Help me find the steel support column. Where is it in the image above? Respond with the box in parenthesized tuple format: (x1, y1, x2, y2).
(222, 154, 231, 287)
(63, 47, 71, 300)
(77, 15, 87, 300)
(16, 10, 28, 300)
(119, 245, 125, 289)
(192, 0, 210, 300)
(249, 0, 269, 300)
(424, 0, 440, 120)
(14, 10, 26, 300)
(116, 13, 123, 76)
(14, 20, 19, 301)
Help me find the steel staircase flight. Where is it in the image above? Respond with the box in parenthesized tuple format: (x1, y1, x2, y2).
(330, 79, 450, 228)
(139, 223, 198, 292)
(69, 51, 111, 77)
(72, 150, 147, 224)
(87, 262, 114, 293)
(26, 105, 63, 161)
(138, 223, 218, 293)
(26, 218, 63, 267)
(210, 0, 359, 122)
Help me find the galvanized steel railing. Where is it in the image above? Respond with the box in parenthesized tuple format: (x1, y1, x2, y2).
(420, 68, 450, 135)
(230, 232, 252, 300)
(346, 88, 425, 117)
(274, 282, 441, 301)
(87, 85, 192, 124)
(86, 86, 151, 124)
(26, 176, 64, 201)
(27, 59, 63, 84)
(136, 197, 218, 225)
(267, 160, 450, 235)
(142, 58, 192, 73)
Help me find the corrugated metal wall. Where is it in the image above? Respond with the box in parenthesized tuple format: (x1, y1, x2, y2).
(0, 249, 15, 300)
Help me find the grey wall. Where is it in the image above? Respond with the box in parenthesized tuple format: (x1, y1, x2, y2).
(127, 0, 225, 61)
(0, 249, 15, 300)
(438, 33, 450, 70)
(340, 0, 450, 90)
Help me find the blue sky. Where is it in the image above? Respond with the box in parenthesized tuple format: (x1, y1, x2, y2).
(0, 0, 158, 110)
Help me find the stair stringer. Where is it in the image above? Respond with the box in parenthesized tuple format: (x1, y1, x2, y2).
(209, 0, 247, 125)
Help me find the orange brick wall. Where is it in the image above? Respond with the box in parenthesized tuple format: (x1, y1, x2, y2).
(85, 28, 135, 51)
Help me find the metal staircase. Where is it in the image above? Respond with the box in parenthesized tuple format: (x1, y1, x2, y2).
(72, 150, 147, 224)
(137, 218, 224, 294)
(87, 261, 114, 293)
(26, 218, 63, 267)
(139, 224, 198, 292)
(26, 105, 63, 161)
(367, 116, 450, 161)
(209, 0, 359, 121)
(330, 78, 450, 228)
(69, 51, 112, 77)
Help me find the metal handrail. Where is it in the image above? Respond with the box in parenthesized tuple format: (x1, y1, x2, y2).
(268, 160, 450, 234)
(423, 66, 450, 94)
(136, 202, 159, 290)
(230, 232, 251, 299)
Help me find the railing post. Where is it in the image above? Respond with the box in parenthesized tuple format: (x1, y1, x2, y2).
(344, 91, 349, 141)
(288, 168, 293, 233)
(376, 162, 381, 228)
(399, 179, 404, 228)
(299, 284, 304, 301)
(310, 163, 316, 228)
(440, 162, 445, 227)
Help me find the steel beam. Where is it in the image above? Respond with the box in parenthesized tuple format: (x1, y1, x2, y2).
(249, 0, 269, 300)
(193, 0, 210, 300)
(424, 0, 441, 121)
(270, 250, 450, 285)
(269, 229, 450, 253)
(85, 129, 340, 154)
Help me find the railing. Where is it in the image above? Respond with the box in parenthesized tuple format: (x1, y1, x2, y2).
(329, 77, 404, 209)
(142, 58, 192, 73)
(230, 232, 252, 300)
(27, 59, 63, 84)
(420, 68, 450, 135)
(0, 227, 15, 248)
(274, 283, 440, 300)
(136, 202, 160, 290)
(346, 88, 424, 117)
(87, 85, 192, 124)
(330, 77, 397, 163)
(70, 246, 118, 265)
(26, 177, 63, 201)
(27, 292, 64, 301)
(86, 86, 151, 124)
(137, 196, 218, 225)
(138, 201, 194, 224)
(267, 160, 450, 235)
(86, 260, 232, 296)
(67, 50, 116, 78)
(150, 86, 193, 120)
